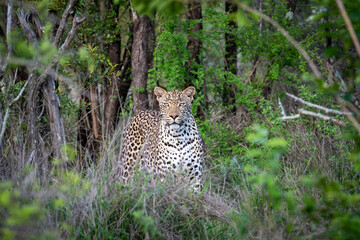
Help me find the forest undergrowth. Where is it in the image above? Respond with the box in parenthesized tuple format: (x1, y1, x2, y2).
(1, 109, 358, 239)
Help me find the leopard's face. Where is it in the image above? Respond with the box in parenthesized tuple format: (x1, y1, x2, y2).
(154, 87, 195, 126)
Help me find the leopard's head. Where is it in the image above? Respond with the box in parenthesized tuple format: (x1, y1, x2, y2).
(154, 86, 196, 125)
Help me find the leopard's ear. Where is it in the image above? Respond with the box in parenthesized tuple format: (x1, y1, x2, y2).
(154, 87, 167, 100)
(182, 86, 196, 102)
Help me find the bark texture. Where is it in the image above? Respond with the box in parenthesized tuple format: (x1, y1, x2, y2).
(42, 76, 66, 161)
(131, 10, 154, 115)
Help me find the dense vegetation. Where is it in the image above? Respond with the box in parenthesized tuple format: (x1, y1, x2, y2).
(1, 0, 360, 239)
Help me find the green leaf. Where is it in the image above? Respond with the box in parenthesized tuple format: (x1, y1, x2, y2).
(15, 41, 36, 59)
(246, 125, 268, 144)
(233, 10, 251, 27)
(265, 137, 288, 149)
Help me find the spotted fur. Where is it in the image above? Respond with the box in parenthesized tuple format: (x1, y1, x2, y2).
(118, 86, 204, 190)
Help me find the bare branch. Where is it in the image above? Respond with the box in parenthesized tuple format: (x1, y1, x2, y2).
(10, 81, 29, 106)
(90, 85, 99, 139)
(245, 58, 260, 85)
(339, 104, 360, 135)
(278, 115, 301, 120)
(278, 95, 348, 126)
(235, 2, 322, 79)
(278, 97, 286, 117)
(278, 97, 301, 120)
(285, 92, 350, 115)
(24, 13, 85, 111)
(277, 107, 346, 126)
(53, 0, 75, 47)
(30, 14, 85, 94)
(298, 109, 346, 126)
(0, 80, 29, 146)
(0, 108, 10, 146)
(59, 15, 86, 53)
(120, 38, 132, 77)
(337, 96, 360, 117)
(336, 0, 360, 58)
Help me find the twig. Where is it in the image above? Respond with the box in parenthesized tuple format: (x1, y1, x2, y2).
(336, 0, 360, 58)
(278, 97, 286, 116)
(90, 85, 99, 139)
(10, 81, 28, 105)
(0, 80, 29, 146)
(339, 104, 360, 135)
(285, 92, 350, 115)
(277, 97, 301, 120)
(245, 58, 260, 84)
(235, 2, 322, 79)
(59, 15, 86, 53)
(337, 96, 360, 117)
(278, 114, 301, 120)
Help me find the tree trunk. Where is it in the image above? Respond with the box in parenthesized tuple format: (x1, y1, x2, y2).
(131, 10, 154, 115)
(104, 31, 132, 135)
(99, 0, 105, 51)
(225, 2, 237, 74)
(185, 0, 202, 85)
(42, 76, 67, 162)
(287, 0, 297, 12)
(17, 1, 83, 174)
(25, 73, 44, 173)
(224, 2, 238, 112)
(104, 33, 122, 135)
(0, 1, 13, 79)
(185, 1, 206, 117)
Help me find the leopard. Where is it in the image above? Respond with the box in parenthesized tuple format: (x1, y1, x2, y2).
(117, 86, 204, 191)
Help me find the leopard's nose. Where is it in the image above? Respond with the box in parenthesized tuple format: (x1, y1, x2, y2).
(170, 114, 178, 120)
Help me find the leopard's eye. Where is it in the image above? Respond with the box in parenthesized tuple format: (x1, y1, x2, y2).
(163, 103, 170, 107)
(179, 103, 186, 107)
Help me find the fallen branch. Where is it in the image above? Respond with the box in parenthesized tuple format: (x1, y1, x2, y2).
(278, 97, 300, 120)
(278, 97, 286, 116)
(298, 109, 346, 126)
(285, 92, 350, 115)
(278, 95, 348, 126)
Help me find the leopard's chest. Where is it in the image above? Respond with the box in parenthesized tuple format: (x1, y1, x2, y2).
(156, 124, 200, 171)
